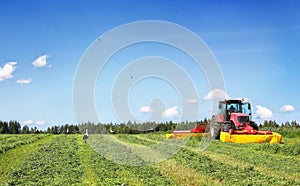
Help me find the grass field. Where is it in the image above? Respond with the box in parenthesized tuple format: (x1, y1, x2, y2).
(0, 131, 299, 185)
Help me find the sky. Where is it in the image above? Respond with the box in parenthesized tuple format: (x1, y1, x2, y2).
(0, 0, 299, 129)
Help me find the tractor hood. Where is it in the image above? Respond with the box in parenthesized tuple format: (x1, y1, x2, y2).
(230, 113, 250, 128)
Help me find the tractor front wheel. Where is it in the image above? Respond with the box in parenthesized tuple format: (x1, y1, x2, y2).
(250, 121, 259, 130)
(224, 123, 232, 132)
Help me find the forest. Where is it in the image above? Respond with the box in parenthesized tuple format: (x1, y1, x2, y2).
(0, 119, 299, 135)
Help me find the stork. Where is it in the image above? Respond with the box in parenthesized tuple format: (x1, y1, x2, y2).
(83, 128, 88, 142)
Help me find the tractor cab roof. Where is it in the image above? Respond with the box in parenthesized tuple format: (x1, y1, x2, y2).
(219, 99, 243, 104)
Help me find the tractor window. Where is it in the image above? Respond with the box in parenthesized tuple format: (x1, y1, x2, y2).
(242, 103, 251, 114)
(219, 103, 226, 114)
(227, 103, 242, 113)
(242, 103, 252, 120)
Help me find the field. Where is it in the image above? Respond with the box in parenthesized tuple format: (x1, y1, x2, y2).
(0, 130, 299, 185)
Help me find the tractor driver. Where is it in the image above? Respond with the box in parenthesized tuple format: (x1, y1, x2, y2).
(228, 105, 236, 113)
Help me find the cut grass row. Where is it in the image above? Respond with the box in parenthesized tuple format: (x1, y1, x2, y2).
(89, 150, 177, 185)
(76, 135, 98, 185)
(1, 134, 177, 185)
(87, 135, 178, 185)
(1, 133, 299, 185)
(7, 135, 83, 185)
(0, 134, 48, 153)
(207, 141, 300, 176)
(116, 133, 300, 185)
(0, 135, 55, 185)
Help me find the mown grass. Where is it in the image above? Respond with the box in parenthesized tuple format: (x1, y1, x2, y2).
(0, 134, 48, 153)
(87, 134, 177, 185)
(7, 135, 83, 185)
(76, 135, 98, 185)
(128, 132, 300, 185)
(0, 135, 54, 185)
(0, 129, 299, 185)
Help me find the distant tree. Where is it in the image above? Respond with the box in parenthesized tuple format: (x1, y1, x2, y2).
(284, 121, 291, 128)
(263, 120, 268, 127)
(0, 121, 9, 134)
(8, 121, 21, 134)
(272, 120, 279, 128)
(291, 120, 299, 128)
(73, 125, 80, 134)
(59, 125, 64, 134)
(46, 127, 51, 133)
(21, 125, 30, 134)
(53, 126, 59, 134)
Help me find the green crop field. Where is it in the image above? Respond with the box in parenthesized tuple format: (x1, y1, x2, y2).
(0, 130, 299, 186)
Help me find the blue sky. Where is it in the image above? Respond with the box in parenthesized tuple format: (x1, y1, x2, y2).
(0, 0, 299, 129)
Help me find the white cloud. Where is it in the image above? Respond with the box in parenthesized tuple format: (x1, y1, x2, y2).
(161, 106, 180, 119)
(35, 120, 46, 125)
(139, 106, 152, 113)
(203, 89, 229, 100)
(23, 120, 33, 125)
(23, 120, 46, 126)
(17, 78, 32, 84)
(255, 105, 273, 119)
(185, 99, 198, 104)
(279, 105, 296, 113)
(0, 62, 17, 81)
(32, 55, 49, 67)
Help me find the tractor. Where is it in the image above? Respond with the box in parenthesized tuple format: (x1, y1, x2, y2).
(209, 98, 282, 143)
(166, 98, 282, 143)
(211, 98, 260, 139)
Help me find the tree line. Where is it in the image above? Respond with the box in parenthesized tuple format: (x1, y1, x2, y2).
(0, 119, 299, 135)
(53, 119, 300, 135)
(0, 121, 22, 134)
(259, 120, 300, 128)
(0, 120, 81, 134)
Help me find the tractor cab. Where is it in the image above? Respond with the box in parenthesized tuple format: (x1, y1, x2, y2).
(218, 99, 252, 122)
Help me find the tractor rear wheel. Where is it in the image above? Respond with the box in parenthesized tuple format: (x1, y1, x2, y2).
(210, 122, 221, 139)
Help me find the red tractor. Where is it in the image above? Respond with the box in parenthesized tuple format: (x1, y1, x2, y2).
(210, 98, 266, 139)
(166, 98, 282, 143)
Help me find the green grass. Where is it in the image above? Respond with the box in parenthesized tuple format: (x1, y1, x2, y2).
(0, 135, 54, 185)
(7, 135, 83, 185)
(76, 135, 98, 185)
(0, 130, 299, 185)
(0, 134, 48, 153)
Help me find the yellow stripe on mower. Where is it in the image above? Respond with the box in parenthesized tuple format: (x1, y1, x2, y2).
(220, 132, 282, 144)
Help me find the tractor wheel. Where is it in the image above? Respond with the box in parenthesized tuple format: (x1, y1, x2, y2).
(250, 121, 259, 130)
(224, 121, 236, 132)
(210, 122, 221, 139)
(223, 123, 231, 132)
